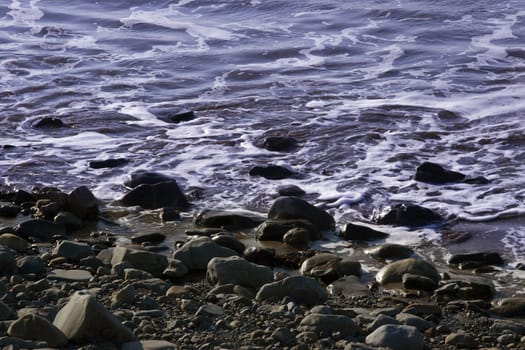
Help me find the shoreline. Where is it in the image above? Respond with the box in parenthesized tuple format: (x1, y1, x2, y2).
(0, 182, 525, 349)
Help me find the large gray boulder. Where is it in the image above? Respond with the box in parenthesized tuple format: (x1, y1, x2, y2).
(173, 237, 238, 271)
(8, 314, 68, 347)
(207, 256, 274, 290)
(256, 276, 327, 306)
(268, 197, 335, 231)
(365, 325, 424, 350)
(53, 240, 92, 261)
(375, 258, 440, 285)
(111, 246, 169, 277)
(298, 313, 360, 337)
(53, 292, 136, 345)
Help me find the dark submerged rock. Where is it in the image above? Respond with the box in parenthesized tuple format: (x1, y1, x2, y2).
(415, 162, 465, 184)
(256, 219, 319, 241)
(66, 186, 99, 221)
(374, 203, 442, 227)
(340, 223, 389, 241)
(268, 196, 335, 232)
(131, 232, 166, 244)
(32, 117, 67, 129)
(260, 136, 299, 152)
(249, 165, 297, 180)
(149, 106, 195, 124)
(120, 181, 190, 210)
(194, 210, 265, 229)
(89, 158, 128, 169)
(276, 184, 306, 197)
(366, 244, 415, 261)
(124, 171, 175, 188)
(0, 205, 21, 218)
(448, 252, 504, 266)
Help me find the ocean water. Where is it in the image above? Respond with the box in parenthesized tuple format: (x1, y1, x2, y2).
(0, 1, 524, 270)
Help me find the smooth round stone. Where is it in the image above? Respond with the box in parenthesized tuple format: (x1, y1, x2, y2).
(47, 269, 93, 282)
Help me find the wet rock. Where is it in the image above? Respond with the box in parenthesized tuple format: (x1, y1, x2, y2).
(258, 136, 299, 152)
(207, 256, 274, 290)
(89, 158, 128, 169)
(160, 207, 180, 222)
(194, 209, 265, 229)
(53, 240, 92, 260)
(298, 313, 360, 337)
(0, 247, 18, 275)
(268, 196, 335, 231)
(327, 276, 372, 297)
(48, 269, 93, 282)
(365, 244, 414, 261)
(492, 297, 525, 317)
(0, 301, 14, 321)
(374, 203, 442, 227)
(66, 186, 99, 220)
(256, 219, 319, 241)
(340, 223, 389, 241)
(53, 292, 137, 345)
(445, 333, 478, 348)
(131, 232, 166, 244)
(33, 117, 67, 128)
(463, 176, 490, 185)
(54, 211, 83, 231)
(402, 273, 438, 291)
(17, 256, 46, 274)
(283, 227, 311, 247)
(111, 246, 169, 277)
(15, 219, 66, 241)
(0, 233, 30, 252)
(365, 325, 424, 350)
(173, 237, 238, 271)
(277, 184, 305, 197)
(243, 246, 278, 266)
(211, 235, 245, 254)
(434, 277, 495, 301)
(0, 204, 20, 218)
(120, 181, 190, 210)
(249, 165, 298, 180)
(300, 253, 360, 284)
(415, 162, 465, 184)
(124, 171, 175, 188)
(256, 275, 327, 306)
(7, 314, 68, 347)
(448, 252, 504, 266)
(376, 258, 440, 285)
(149, 106, 195, 124)
(12, 189, 35, 205)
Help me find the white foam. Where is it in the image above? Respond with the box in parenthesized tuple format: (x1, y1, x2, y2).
(4, 0, 44, 26)
(41, 132, 123, 150)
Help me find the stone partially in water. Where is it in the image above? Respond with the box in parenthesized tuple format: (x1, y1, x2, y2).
(340, 223, 389, 241)
(415, 162, 466, 184)
(374, 203, 442, 227)
(173, 237, 238, 271)
(0, 205, 20, 218)
(276, 184, 306, 197)
(256, 219, 319, 241)
(249, 165, 297, 180)
(120, 181, 190, 210)
(33, 117, 67, 129)
(268, 196, 335, 232)
(376, 258, 440, 285)
(89, 158, 128, 169)
(257, 136, 299, 152)
(124, 171, 176, 188)
(300, 253, 360, 284)
(194, 209, 265, 229)
(448, 252, 504, 266)
(365, 244, 414, 261)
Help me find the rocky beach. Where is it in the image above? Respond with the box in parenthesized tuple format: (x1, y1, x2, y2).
(0, 168, 524, 350)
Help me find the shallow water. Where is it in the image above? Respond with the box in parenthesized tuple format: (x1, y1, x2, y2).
(0, 1, 524, 272)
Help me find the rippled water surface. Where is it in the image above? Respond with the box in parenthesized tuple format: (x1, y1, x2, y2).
(1, 0, 524, 265)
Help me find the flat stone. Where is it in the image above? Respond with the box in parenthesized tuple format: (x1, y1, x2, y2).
(7, 314, 67, 347)
(53, 240, 92, 260)
(131, 232, 166, 244)
(53, 292, 136, 345)
(195, 303, 224, 317)
(48, 269, 93, 282)
(298, 313, 360, 337)
(365, 325, 424, 350)
(111, 246, 169, 277)
(376, 258, 440, 285)
(121, 340, 177, 350)
(256, 276, 327, 307)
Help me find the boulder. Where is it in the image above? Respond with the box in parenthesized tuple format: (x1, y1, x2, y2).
(256, 219, 319, 241)
(277, 184, 305, 197)
(194, 210, 265, 229)
(256, 276, 327, 306)
(298, 313, 360, 337)
(15, 219, 66, 241)
(374, 203, 442, 227)
(0, 247, 18, 275)
(0, 205, 20, 218)
(434, 277, 495, 301)
(173, 237, 238, 271)
(283, 227, 311, 247)
(445, 333, 478, 348)
(33, 117, 67, 128)
(111, 247, 169, 277)
(375, 258, 440, 285)
(327, 276, 372, 297)
(415, 162, 465, 184)
(149, 106, 195, 124)
(124, 171, 175, 188)
(52, 240, 92, 260)
(89, 158, 128, 169)
(365, 244, 414, 261)
(249, 165, 297, 180)
(211, 235, 245, 255)
(268, 197, 335, 231)
(402, 273, 438, 291)
(207, 256, 274, 290)
(258, 136, 299, 152)
(53, 292, 136, 345)
(66, 186, 99, 220)
(365, 325, 424, 350)
(448, 252, 504, 266)
(17, 256, 46, 274)
(492, 297, 525, 317)
(53, 211, 83, 231)
(340, 223, 389, 241)
(0, 233, 30, 252)
(131, 232, 166, 244)
(300, 253, 361, 284)
(7, 314, 67, 347)
(120, 181, 190, 210)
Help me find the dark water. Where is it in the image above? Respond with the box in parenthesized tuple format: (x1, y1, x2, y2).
(1, 0, 524, 275)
